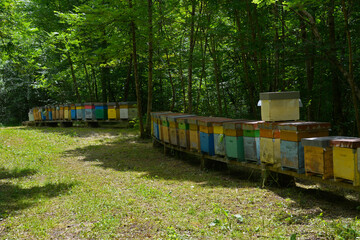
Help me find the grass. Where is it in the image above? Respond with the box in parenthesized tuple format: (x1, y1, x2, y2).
(0, 126, 360, 239)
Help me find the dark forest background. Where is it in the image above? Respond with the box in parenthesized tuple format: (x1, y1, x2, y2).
(0, 0, 359, 137)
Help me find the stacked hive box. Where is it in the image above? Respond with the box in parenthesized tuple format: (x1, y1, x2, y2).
(71, 104, 77, 120)
(188, 116, 207, 152)
(95, 103, 107, 120)
(56, 105, 60, 120)
(258, 91, 302, 168)
(76, 103, 85, 120)
(223, 120, 246, 161)
(330, 138, 360, 186)
(177, 117, 192, 149)
(64, 104, 70, 120)
(85, 103, 95, 120)
(213, 119, 235, 156)
(59, 105, 64, 120)
(242, 121, 263, 164)
(198, 117, 231, 156)
(119, 102, 137, 119)
(28, 109, 34, 122)
(259, 122, 283, 167)
(160, 113, 180, 143)
(167, 114, 195, 146)
(108, 102, 119, 120)
(259, 91, 300, 122)
(277, 122, 330, 173)
(151, 112, 171, 140)
(51, 106, 56, 120)
(301, 136, 342, 179)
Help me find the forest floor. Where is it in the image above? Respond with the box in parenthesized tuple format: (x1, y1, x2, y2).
(0, 127, 360, 239)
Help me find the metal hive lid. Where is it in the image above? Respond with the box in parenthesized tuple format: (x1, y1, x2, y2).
(260, 91, 300, 100)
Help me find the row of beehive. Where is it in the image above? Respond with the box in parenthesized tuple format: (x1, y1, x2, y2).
(150, 112, 360, 186)
(28, 102, 138, 122)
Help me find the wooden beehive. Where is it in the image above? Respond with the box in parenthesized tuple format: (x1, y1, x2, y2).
(187, 116, 207, 152)
(150, 112, 171, 140)
(119, 102, 137, 119)
(223, 120, 247, 161)
(94, 103, 107, 120)
(59, 105, 64, 120)
(84, 103, 95, 120)
(242, 121, 263, 164)
(28, 109, 34, 122)
(259, 91, 301, 121)
(198, 117, 231, 156)
(330, 138, 360, 186)
(71, 104, 77, 120)
(259, 122, 283, 166)
(107, 102, 119, 120)
(167, 114, 195, 146)
(76, 103, 84, 120)
(301, 136, 343, 179)
(278, 122, 331, 173)
(56, 105, 60, 120)
(51, 106, 56, 120)
(160, 113, 182, 143)
(212, 119, 235, 156)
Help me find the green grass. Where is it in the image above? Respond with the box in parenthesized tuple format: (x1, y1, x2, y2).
(1, 126, 360, 239)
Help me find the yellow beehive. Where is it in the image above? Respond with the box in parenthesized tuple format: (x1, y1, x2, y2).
(258, 91, 301, 121)
(330, 138, 360, 186)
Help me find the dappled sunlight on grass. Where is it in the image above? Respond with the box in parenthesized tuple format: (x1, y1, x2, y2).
(1, 127, 360, 239)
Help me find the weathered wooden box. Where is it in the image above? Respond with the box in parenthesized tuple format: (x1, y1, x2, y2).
(33, 107, 39, 121)
(301, 136, 343, 179)
(278, 122, 331, 173)
(259, 91, 301, 121)
(330, 138, 360, 186)
(167, 114, 195, 146)
(259, 122, 283, 166)
(213, 120, 234, 156)
(160, 113, 183, 143)
(151, 112, 171, 140)
(55, 105, 60, 120)
(51, 106, 56, 120)
(177, 116, 197, 149)
(242, 121, 262, 164)
(59, 105, 64, 120)
(188, 116, 206, 152)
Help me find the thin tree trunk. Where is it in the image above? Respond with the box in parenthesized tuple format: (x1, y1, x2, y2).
(187, 0, 196, 113)
(129, 0, 144, 138)
(179, 43, 187, 111)
(67, 52, 81, 102)
(83, 63, 94, 101)
(209, 36, 223, 115)
(328, 0, 344, 135)
(234, 10, 257, 118)
(341, 0, 360, 136)
(197, 32, 207, 113)
(124, 54, 132, 101)
(145, 0, 154, 137)
(91, 65, 99, 102)
(166, 51, 176, 111)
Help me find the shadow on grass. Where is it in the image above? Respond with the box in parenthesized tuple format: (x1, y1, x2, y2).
(0, 168, 76, 219)
(0, 167, 38, 179)
(19, 126, 135, 138)
(64, 135, 360, 221)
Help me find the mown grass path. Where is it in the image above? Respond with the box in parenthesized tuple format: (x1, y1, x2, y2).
(0, 127, 360, 239)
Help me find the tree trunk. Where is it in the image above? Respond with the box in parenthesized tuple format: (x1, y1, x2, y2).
(129, 0, 145, 138)
(83, 63, 94, 101)
(67, 52, 81, 103)
(234, 9, 257, 118)
(328, 0, 344, 135)
(341, 0, 360, 136)
(91, 65, 99, 102)
(166, 51, 176, 111)
(145, 0, 154, 137)
(187, 0, 196, 113)
(197, 32, 207, 113)
(209, 36, 223, 115)
(124, 54, 132, 101)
